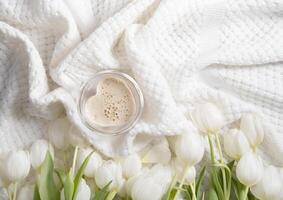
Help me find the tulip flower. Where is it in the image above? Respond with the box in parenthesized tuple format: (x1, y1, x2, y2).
(29, 139, 54, 169)
(119, 154, 142, 179)
(240, 113, 264, 148)
(171, 158, 196, 184)
(191, 102, 225, 134)
(251, 166, 283, 200)
(61, 178, 91, 200)
(125, 173, 141, 196)
(142, 137, 171, 164)
(76, 147, 103, 178)
(95, 160, 124, 191)
(174, 132, 204, 166)
(75, 179, 91, 200)
(47, 117, 70, 150)
(172, 136, 201, 200)
(129, 165, 172, 200)
(184, 167, 196, 185)
(3, 150, 30, 182)
(68, 125, 88, 147)
(146, 164, 172, 186)
(236, 151, 263, 187)
(223, 129, 251, 160)
(17, 184, 34, 200)
(131, 177, 164, 200)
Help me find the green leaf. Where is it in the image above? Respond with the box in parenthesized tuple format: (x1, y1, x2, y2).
(105, 190, 117, 200)
(73, 151, 94, 200)
(196, 166, 206, 200)
(92, 182, 112, 200)
(207, 188, 219, 200)
(185, 184, 193, 198)
(168, 188, 178, 200)
(224, 166, 232, 198)
(33, 184, 41, 200)
(232, 178, 239, 200)
(232, 177, 248, 200)
(64, 171, 75, 200)
(211, 168, 224, 200)
(55, 169, 67, 187)
(215, 163, 232, 199)
(227, 160, 235, 171)
(38, 151, 60, 200)
(248, 191, 259, 200)
(184, 191, 192, 200)
(125, 195, 133, 200)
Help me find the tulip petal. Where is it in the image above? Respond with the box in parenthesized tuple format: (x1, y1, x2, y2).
(236, 152, 263, 187)
(142, 138, 171, 164)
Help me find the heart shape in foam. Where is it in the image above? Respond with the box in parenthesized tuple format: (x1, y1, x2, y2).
(84, 78, 135, 127)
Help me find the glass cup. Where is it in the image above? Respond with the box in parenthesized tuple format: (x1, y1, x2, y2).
(78, 70, 144, 135)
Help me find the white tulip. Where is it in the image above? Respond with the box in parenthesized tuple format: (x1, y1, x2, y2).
(184, 167, 196, 184)
(119, 154, 142, 179)
(251, 166, 283, 200)
(174, 133, 204, 166)
(30, 139, 54, 169)
(76, 179, 91, 200)
(147, 164, 172, 187)
(95, 160, 124, 190)
(191, 102, 225, 134)
(3, 150, 30, 182)
(240, 113, 264, 148)
(47, 117, 70, 150)
(61, 179, 91, 200)
(76, 147, 103, 178)
(130, 165, 172, 200)
(223, 129, 251, 160)
(126, 172, 143, 195)
(17, 185, 34, 200)
(171, 158, 196, 184)
(69, 125, 88, 147)
(131, 177, 163, 200)
(142, 137, 171, 164)
(236, 152, 263, 187)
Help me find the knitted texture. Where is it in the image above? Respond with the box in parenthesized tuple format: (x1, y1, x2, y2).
(0, 0, 282, 164)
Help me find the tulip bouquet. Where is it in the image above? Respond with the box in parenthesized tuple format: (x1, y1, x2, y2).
(162, 103, 282, 200)
(0, 102, 283, 200)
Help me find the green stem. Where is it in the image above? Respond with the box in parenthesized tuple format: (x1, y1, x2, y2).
(174, 165, 190, 199)
(222, 169, 227, 199)
(71, 146, 79, 176)
(242, 186, 249, 200)
(190, 183, 197, 200)
(215, 133, 224, 163)
(215, 133, 228, 200)
(12, 182, 17, 200)
(106, 190, 117, 200)
(7, 188, 12, 200)
(207, 134, 215, 164)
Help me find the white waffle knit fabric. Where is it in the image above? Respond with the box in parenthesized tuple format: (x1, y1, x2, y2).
(0, 0, 283, 164)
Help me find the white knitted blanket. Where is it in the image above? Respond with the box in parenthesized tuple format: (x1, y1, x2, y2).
(0, 0, 283, 165)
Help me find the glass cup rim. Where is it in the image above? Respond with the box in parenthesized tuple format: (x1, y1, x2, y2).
(78, 70, 144, 136)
